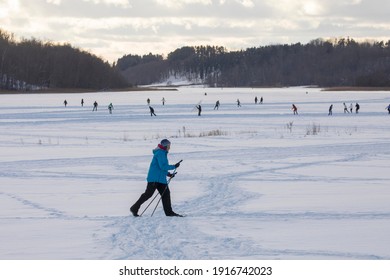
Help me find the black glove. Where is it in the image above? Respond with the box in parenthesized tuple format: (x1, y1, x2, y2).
(174, 161, 181, 168)
(167, 172, 177, 178)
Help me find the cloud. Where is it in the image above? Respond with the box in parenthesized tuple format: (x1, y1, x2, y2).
(154, 0, 212, 9)
(1, 0, 389, 63)
(0, 0, 20, 19)
(236, 0, 254, 8)
(46, 0, 61, 5)
(82, 0, 131, 7)
(301, 2, 324, 16)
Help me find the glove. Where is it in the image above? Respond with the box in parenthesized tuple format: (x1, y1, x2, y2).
(174, 161, 182, 168)
(167, 172, 177, 178)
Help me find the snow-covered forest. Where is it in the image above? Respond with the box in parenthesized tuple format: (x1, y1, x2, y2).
(118, 39, 390, 87)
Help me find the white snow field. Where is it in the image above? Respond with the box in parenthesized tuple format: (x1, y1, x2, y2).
(0, 87, 390, 260)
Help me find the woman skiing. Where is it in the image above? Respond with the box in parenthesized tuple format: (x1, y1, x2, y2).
(130, 139, 182, 217)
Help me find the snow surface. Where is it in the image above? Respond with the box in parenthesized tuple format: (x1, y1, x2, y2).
(1, 87, 390, 260)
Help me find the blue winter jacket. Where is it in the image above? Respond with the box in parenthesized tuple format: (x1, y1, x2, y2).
(147, 146, 176, 184)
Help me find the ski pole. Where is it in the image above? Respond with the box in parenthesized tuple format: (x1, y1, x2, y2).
(138, 182, 160, 217)
(142, 173, 176, 217)
(150, 172, 175, 217)
(139, 191, 159, 217)
(140, 169, 178, 217)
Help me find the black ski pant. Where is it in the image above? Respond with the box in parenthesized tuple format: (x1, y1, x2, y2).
(132, 182, 174, 216)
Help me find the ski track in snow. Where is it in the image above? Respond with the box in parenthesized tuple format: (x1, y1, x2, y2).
(2, 139, 390, 259)
(1, 87, 390, 259)
(104, 142, 390, 260)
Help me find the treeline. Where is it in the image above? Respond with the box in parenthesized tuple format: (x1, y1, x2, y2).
(117, 53, 166, 85)
(0, 29, 129, 91)
(118, 38, 390, 87)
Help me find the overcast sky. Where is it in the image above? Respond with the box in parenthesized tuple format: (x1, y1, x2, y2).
(1, 0, 389, 62)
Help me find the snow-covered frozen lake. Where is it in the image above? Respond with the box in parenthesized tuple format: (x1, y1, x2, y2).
(1, 87, 390, 260)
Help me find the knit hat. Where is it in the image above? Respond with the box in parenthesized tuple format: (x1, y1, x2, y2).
(160, 139, 171, 147)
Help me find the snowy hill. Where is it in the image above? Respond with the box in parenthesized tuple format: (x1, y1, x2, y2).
(144, 73, 206, 87)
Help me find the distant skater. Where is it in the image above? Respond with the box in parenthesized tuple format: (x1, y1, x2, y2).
(355, 103, 360, 113)
(255, 96, 258, 104)
(237, 99, 241, 107)
(386, 104, 390, 114)
(93, 101, 98, 111)
(292, 104, 298, 115)
(328, 104, 333, 115)
(63, 100, 67, 107)
(196, 104, 202, 116)
(162, 97, 165, 105)
(147, 98, 150, 105)
(149, 106, 156, 116)
(214, 100, 220, 110)
(260, 97, 263, 104)
(81, 99, 84, 107)
(343, 103, 349, 113)
(108, 103, 114, 114)
(350, 103, 353, 113)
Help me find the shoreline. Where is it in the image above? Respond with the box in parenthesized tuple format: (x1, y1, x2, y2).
(322, 86, 390, 91)
(0, 87, 178, 94)
(2, 86, 390, 94)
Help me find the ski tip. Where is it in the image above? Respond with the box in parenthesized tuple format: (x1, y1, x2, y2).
(167, 213, 185, 217)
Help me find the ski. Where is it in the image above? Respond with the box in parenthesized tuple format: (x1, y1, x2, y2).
(129, 207, 185, 217)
